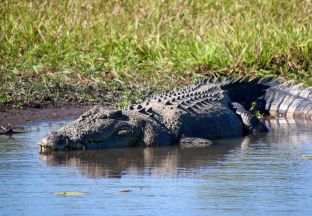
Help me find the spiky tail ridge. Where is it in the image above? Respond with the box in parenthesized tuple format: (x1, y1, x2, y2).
(217, 76, 312, 120)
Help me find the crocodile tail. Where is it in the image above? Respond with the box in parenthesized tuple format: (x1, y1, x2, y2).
(261, 80, 312, 119)
(220, 76, 312, 120)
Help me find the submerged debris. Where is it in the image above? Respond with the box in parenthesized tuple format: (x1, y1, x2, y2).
(0, 124, 27, 136)
(119, 190, 132, 193)
(53, 191, 85, 196)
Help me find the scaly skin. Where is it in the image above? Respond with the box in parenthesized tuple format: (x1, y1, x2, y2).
(39, 76, 312, 153)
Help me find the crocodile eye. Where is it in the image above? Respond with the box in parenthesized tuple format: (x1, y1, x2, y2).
(114, 129, 134, 137)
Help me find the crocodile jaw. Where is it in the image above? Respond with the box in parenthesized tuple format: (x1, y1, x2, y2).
(38, 132, 67, 153)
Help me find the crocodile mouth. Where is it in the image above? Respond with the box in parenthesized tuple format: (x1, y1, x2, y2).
(39, 144, 53, 154)
(38, 136, 57, 154)
(38, 132, 62, 154)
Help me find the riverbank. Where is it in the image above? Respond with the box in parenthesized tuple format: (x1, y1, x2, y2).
(0, 105, 112, 127)
(1, 0, 311, 110)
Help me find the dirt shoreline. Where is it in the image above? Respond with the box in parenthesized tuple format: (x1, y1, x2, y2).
(0, 104, 112, 127)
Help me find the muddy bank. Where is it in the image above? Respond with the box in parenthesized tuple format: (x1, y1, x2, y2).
(0, 104, 113, 127)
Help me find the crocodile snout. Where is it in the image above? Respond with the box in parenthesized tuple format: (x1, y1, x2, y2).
(39, 132, 66, 154)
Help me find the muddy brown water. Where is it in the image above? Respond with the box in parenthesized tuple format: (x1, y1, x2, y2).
(0, 119, 312, 216)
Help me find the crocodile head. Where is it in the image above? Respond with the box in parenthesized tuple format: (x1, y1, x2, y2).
(39, 107, 144, 154)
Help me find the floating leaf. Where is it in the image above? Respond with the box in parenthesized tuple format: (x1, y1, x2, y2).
(53, 191, 85, 196)
(301, 155, 312, 159)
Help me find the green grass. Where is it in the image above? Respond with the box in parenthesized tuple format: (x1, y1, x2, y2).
(1, 0, 311, 108)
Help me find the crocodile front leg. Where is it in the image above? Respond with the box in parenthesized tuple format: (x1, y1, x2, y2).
(230, 102, 269, 134)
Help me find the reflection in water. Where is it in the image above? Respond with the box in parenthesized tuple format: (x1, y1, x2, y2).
(1, 119, 312, 216)
(40, 135, 265, 178)
(39, 118, 312, 179)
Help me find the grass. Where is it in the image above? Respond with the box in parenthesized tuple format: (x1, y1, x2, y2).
(1, 0, 311, 108)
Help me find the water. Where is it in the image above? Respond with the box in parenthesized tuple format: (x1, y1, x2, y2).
(0, 119, 312, 216)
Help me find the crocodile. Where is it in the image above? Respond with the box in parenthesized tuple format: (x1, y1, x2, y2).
(39, 76, 312, 153)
